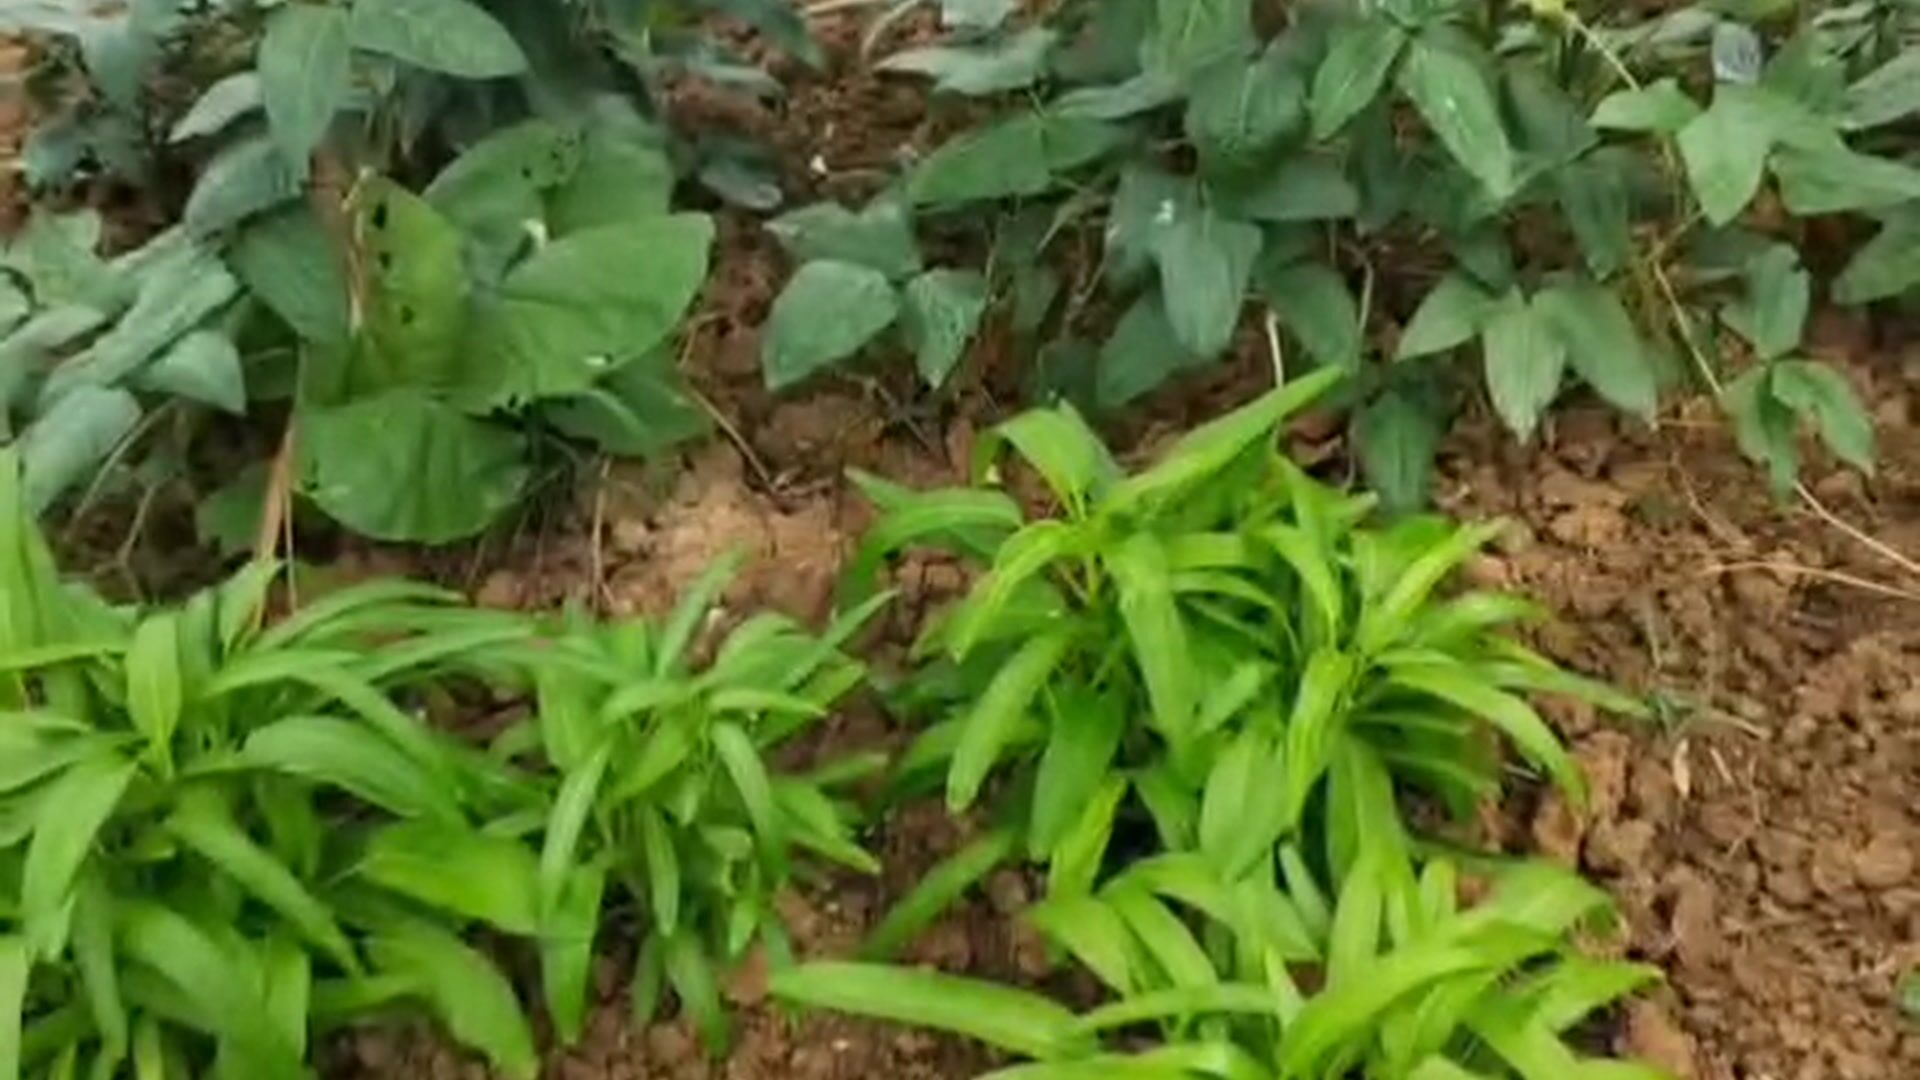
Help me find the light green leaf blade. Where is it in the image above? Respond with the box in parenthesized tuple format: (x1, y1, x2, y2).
(947, 631, 1072, 811)
(1842, 50, 1920, 130)
(1107, 533, 1194, 743)
(232, 207, 350, 346)
(0, 936, 24, 1080)
(368, 918, 537, 1080)
(879, 26, 1057, 96)
(23, 756, 134, 957)
(358, 821, 540, 935)
(1591, 78, 1700, 133)
(244, 716, 463, 821)
(1771, 360, 1874, 475)
(771, 962, 1089, 1060)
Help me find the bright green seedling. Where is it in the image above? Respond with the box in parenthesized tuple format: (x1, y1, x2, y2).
(0, 211, 246, 515)
(843, 367, 1642, 958)
(770, 0, 1906, 504)
(0, 450, 556, 1079)
(775, 796, 1669, 1080)
(356, 556, 890, 1055)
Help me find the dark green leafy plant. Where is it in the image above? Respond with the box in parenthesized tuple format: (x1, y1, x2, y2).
(0, 211, 245, 515)
(0, 450, 556, 1079)
(839, 368, 1641, 957)
(765, 0, 1906, 507)
(354, 558, 891, 1054)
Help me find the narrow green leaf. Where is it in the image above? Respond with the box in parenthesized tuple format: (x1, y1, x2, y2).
(664, 930, 728, 1054)
(771, 962, 1089, 1060)
(902, 269, 988, 389)
(245, 717, 462, 821)
(713, 721, 783, 853)
(1389, 661, 1582, 802)
(1771, 360, 1875, 474)
(0, 936, 25, 1080)
(125, 615, 182, 765)
(166, 789, 357, 972)
(540, 863, 606, 1047)
(539, 741, 611, 915)
(24, 757, 134, 957)
(948, 631, 1072, 811)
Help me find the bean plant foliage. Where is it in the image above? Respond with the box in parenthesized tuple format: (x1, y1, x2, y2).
(0, 0, 830, 542)
(773, 370, 1663, 1077)
(766, 0, 1908, 509)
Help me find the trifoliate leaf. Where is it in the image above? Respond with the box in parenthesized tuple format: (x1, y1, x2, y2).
(901, 269, 989, 389)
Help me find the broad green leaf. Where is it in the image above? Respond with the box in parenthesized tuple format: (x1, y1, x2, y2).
(1677, 89, 1777, 226)
(1502, 63, 1594, 177)
(349, 0, 528, 78)
(1555, 150, 1633, 279)
(948, 631, 1072, 811)
(542, 346, 709, 459)
(353, 180, 466, 391)
(1185, 46, 1306, 167)
(18, 385, 141, 514)
(1842, 50, 1920, 130)
(359, 821, 539, 934)
(1480, 291, 1564, 442)
(170, 72, 261, 143)
(1397, 272, 1494, 360)
(1098, 291, 1205, 409)
(368, 919, 537, 1080)
(427, 119, 584, 228)
(762, 260, 900, 391)
(1149, 0, 1251, 76)
(1725, 245, 1808, 361)
(1154, 206, 1262, 359)
(232, 207, 349, 346)
(1835, 209, 1920, 304)
(165, 789, 356, 972)
(1056, 72, 1185, 120)
(1532, 282, 1658, 420)
(1591, 77, 1700, 133)
(941, 0, 1015, 29)
(910, 112, 1123, 206)
(880, 26, 1057, 95)
(862, 830, 1015, 961)
(1724, 366, 1802, 494)
(184, 135, 303, 235)
(1400, 35, 1514, 199)
(544, 119, 673, 234)
(1223, 154, 1359, 223)
(1771, 360, 1874, 474)
(259, 5, 349, 167)
(1107, 534, 1194, 742)
(1771, 144, 1920, 215)
(768, 200, 921, 280)
(1355, 390, 1442, 513)
(902, 269, 988, 388)
(245, 716, 463, 821)
(1262, 262, 1361, 370)
(1310, 19, 1408, 140)
(467, 215, 714, 407)
(300, 391, 527, 544)
(138, 330, 245, 414)
(771, 963, 1090, 1060)
(839, 481, 1023, 604)
(22, 753, 131, 953)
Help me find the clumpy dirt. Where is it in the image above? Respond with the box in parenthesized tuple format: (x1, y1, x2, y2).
(1439, 315, 1920, 1079)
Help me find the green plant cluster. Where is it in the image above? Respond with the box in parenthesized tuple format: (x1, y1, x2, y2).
(0, 446, 888, 1079)
(763, 0, 1906, 508)
(772, 371, 1663, 1077)
(0, 0, 833, 543)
